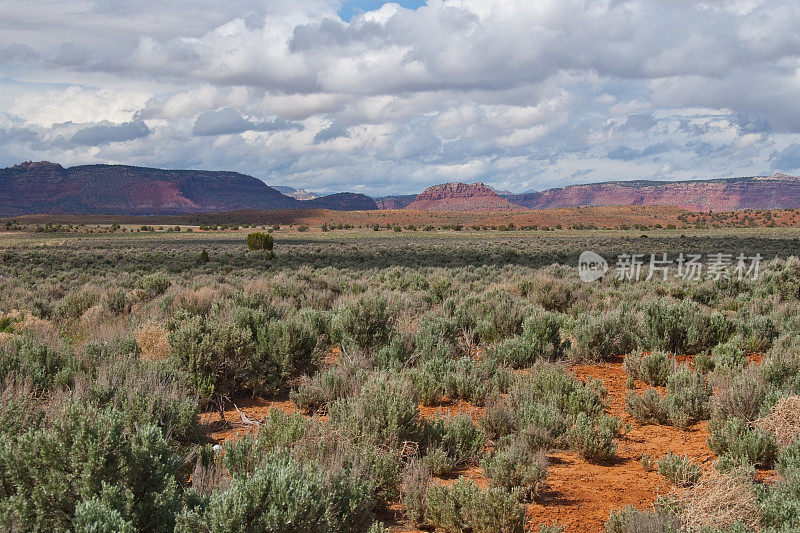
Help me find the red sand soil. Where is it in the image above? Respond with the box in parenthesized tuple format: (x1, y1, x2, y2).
(198, 395, 300, 443)
(199, 356, 718, 532)
(525, 357, 715, 532)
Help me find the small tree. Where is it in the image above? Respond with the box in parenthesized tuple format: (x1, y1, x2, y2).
(247, 232, 274, 251)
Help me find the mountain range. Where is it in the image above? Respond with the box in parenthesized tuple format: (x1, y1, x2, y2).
(3, 161, 800, 216)
(0, 162, 376, 216)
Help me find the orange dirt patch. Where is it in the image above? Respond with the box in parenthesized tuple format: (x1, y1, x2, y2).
(524, 357, 714, 532)
(198, 396, 300, 444)
(418, 399, 485, 423)
(199, 357, 717, 532)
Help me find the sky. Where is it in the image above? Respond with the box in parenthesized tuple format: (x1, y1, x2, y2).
(1, 0, 800, 195)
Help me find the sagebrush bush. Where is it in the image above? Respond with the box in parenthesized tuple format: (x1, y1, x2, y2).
(509, 362, 605, 421)
(0, 334, 81, 391)
(333, 294, 396, 352)
(568, 413, 621, 462)
(626, 367, 710, 428)
(570, 308, 639, 362)
(656, 453, 701, 487)
(626, 388, 668, 425)
(0, 402, 182, 532)
(711, 339, 747, 374)
(623, 351, 676, 386)
(137, 273, 171, 297)
(480, 435, 548, 499)
(328, 373, 422, 449)
(488, 309, 567, 368)
(425, 414, 485, 473)
(605, 505, 680, 533)
(178, 453, 375, 533)
(401, 460, 430, 526)
(168, 314, 253, 406)
(708, 417, 778, 468)
(290, 360, 368, 414)
(424, 478, 525, 533)
(73, 354, 200, 442)
(663, 367, 712, 428)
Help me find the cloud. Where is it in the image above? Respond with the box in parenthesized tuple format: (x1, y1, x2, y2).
(619, 113, 656, 132)
(192, 107, 302, 136)
(769, 144, 800, 172)
(313, 122, 349, 143)
(69, 120, 151, 146)
(2, 0, 800, 194)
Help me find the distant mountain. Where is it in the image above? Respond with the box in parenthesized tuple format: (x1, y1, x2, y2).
(0, 162, 371, 215)
(302, 192, 377, 210)
(272, 185, 320, 200)
(7, 161, 800, 216)
(506, 174, 800, 211)
(374, 194, 417, 210)
(0, 161, 300, 216)
(403, 182, 519, 211)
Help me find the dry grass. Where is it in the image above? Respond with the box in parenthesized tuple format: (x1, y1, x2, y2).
(754, 395, 800, 448)
(135, 322, 170, 361)
(679, 470, 760, 531)
(176, 286, 220, 315)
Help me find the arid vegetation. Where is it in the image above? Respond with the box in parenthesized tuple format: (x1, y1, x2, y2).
(2, 226, 800, 531)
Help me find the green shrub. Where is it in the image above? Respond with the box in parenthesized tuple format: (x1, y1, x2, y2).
(56, 289, 100, 320)
(626, 389, 668, 425)
(489, 310, 566, 367)
(656, 453, 701, 487)
(568, 413, 621, 462)
(73, 498, 135, 533)
(777, 439, 800, 476)
(693, 353, 714, 374)
(708, 417, 778, 468)
(760, 469, 800, 530)
(605, 505, 680, 533)
(333, 294, 395, 352)
(78, 354, 199, 442)
(623, 351, 676, 387)
(137, 273, 171, 297)
(254, 317, 323, 390)
(328, 374, 422, 449)
(663, 367, 712, 428)
(520, 404, 570, 450)
(401, 460, 430, 527)
(442, 358, 490, 405)
(712, 367, 767, 422)
(641, 298, 729, 354)
(0, 402, 182, 533)
(246, 232, 274, 251)
(424, 479, 525, 533)
(509, 362, 605, 422)
(0, 377, 44, 435)
(570, 309, 639, 362)
(425, 414, 485, 474)
(481, 396, 518, 439)
(178, 453, 375, 533)
(480, 436, 548, 500)
(711, 339, 746, 373)
(290, 361, 368, 414)
(0, 335, 81, 391)
(104, 289, 128, 315)
(641, 298, 691, 353)
(168, 315, 254, 406)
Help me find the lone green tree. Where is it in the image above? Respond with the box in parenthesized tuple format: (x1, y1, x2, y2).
(247, 232, 274, 252)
